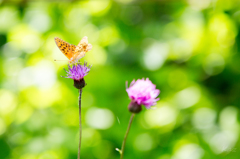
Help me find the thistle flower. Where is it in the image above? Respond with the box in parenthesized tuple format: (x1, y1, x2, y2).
(119, 78, 160, 159)
(63, 62, 91, 89)
(64, 62, 91, 81)
(126, 78, 160, 113)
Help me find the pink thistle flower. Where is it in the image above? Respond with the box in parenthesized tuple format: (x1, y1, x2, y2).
(63, 62, 91, 89)
(126, 78, 160, 113)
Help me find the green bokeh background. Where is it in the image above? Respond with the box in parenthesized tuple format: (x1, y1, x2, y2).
(1, 0, 240, 159)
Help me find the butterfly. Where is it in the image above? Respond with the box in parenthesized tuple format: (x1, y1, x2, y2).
(54, 36, 92, 64)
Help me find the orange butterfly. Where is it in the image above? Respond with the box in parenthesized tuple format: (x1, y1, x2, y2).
(54, 36, 92, 64)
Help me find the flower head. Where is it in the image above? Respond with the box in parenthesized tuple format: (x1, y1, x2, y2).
(63, 62, 91, 89)
(126, 78, 160, 112)
(64, 62, 91, 80)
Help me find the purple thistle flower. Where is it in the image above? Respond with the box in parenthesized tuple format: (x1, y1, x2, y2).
(64, 62, 91, 80)
(126, 78, 160, 112)
(63, 62, 91, 89)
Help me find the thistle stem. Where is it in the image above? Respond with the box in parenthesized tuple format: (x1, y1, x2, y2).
(78, 89, 83, 159)
(120, 113, 135, 159)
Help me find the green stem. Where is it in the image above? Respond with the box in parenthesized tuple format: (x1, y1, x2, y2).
(120, 113, 135, 159)
(78, 89, 83, 159)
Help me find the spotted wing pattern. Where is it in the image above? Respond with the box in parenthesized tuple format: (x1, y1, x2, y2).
(69, 36, 92, 64)
(54, 37, 76, 60)
(54, 36, 92, 64)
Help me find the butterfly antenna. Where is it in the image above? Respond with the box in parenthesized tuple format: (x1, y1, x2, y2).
(54, 59, 68, 62)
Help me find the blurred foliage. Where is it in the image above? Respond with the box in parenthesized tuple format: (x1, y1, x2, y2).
(0, 0, 240, 159)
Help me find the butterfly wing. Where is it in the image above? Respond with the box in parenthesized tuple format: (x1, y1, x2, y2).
(54, 37, 76, 60)
(70, 36, 92, 64)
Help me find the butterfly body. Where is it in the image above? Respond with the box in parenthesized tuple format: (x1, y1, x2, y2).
(54, 36, 92, 64)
